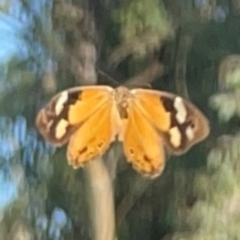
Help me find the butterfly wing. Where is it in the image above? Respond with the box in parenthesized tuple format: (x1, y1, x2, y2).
(36, 86, 114, 146)
(130, 88, 210, 154)
(66, 97, 119, 168)
(121, 102, 166, 178)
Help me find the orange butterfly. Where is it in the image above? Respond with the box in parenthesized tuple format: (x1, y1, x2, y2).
(36, 85, 210, 178)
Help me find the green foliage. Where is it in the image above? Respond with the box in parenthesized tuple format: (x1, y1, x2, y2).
(171, 53, 240, 238)
(111, 0, 172, 60)
(210, 55, 240, 122)
(172, 134, 240, 240)
(218, 55, 240, 90)
(210, 91, 240, 122)
(223, 67, 240, 90)
(114, 0, 170, 41)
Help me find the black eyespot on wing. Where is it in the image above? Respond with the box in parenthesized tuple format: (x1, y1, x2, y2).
(161, 96, 179, 128)
(59, 90, 83, 120)
(98, 142, 104, 149)
(143, 155, 151, 163)
(67, 91, 83, 104)
(79, 146, 88, 155)
(161, 96, 175, 112)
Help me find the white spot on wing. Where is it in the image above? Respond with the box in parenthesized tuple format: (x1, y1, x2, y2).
(186, 126, 194, 141)
(55, 119, 69, 139)
(169, 127, 181, 147)
(174, 97, 187, 124)
(55, 91, 68, 115)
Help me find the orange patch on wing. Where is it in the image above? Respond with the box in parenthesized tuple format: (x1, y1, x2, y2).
(68, 88, 112, 125)
(132, 90, 171, 132)
(122, 102, 165, 178)
(67, 99, 118, 168)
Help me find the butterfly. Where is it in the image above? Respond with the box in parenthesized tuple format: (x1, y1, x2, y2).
(36, 85, 210, 178)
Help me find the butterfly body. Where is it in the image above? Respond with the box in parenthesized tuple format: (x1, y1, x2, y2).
(36, 85, 210, 178)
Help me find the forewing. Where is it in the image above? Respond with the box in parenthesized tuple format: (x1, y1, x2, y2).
(36, 86, 114, 146)
(130, 89, 210, 154)
(67, 99, 119, 168)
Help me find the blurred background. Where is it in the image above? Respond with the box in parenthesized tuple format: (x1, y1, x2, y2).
(0, 0, 240, 239)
